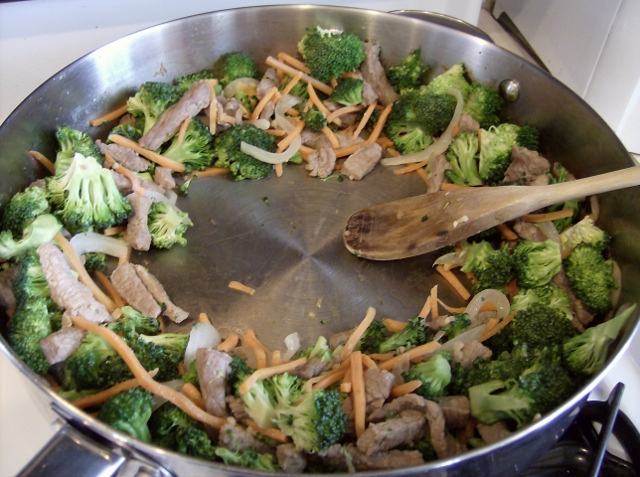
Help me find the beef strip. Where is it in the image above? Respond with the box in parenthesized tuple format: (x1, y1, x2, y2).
(38, 243, 113, 324)
(427, 153, 452, 194)
(197, 348, 232, 418)
(110, 261, 161, 317)
(477, 421, 512, 445)
(258, 101, 275, 121)
(226, 395, 250, 422)
(29, 179, 46, 189)
(348, 445, 425, 471)
(368, 393, 429, 422)
(341, 142, 382, 181)
(360, 41, 400, 106)
(256, 68, 280, 100)
(300, 129, 324, 148)
(513, 219, 548, 242)
(219, 420, 273, 454)
(96, 140, 151, 172)
(276, 444, 307, 473)
(132, 264, 189, 323)
(39, 327, 86, 365)
(329, 329, 352, 350)
(125, 193, 152, 251)
(139, 80, 211, 151)
(292, 357, 330, 379)
(452, 340, 492, 369)
(110, 170, 165, 196)
(0, 264, 18, 311)
(334, 130, 365, 148)
(503, 145, 551, 184)
(424, 399, 449, 459)
(153, 166, 175, 190)
(458, 113, 480, 133)
(365, 368, 395, 410)
(357, 410, 426, 455)
(439, 395, 471, 429)
(361, 80, 379, 106)
(306, 136, 337, 179)
(551, 269, 594, 328)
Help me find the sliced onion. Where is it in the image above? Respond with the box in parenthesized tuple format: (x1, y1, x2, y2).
(536, 220, 560, 243)
(275, 94, 302, 133)
(464, 289, 511, 323)
(434, 324, 487, 356)
(223, 78, 259, 99)
(246, 118, 271, 130)
(164, 189, 178, 205)
(590, 195, 600, 223)
(241, 134, 301, 165)
(381, 88, 465, 166)
(151, 379, 185, 410)
(433, 250, 467, 268)
(184, 322, 221, 368)
(69, 232, 128, 258)
(282, 332, 301, 361)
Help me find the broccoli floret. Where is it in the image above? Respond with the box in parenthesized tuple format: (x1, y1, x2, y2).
(161, 118, 214, 173)
(220, 53, 259, 87)
(546, 163, 578, 232)
(378, 316, 433, 354)
(237, 375, 280, 429)
(275, 388, 347, 453)
(564, 243, 616, 315)
(97, 388, 154, 442)
(7, 296, 52, 374)
(229, 355, 253, 391)
(356, 106, 381, 131)
(127, 81, 182, 134)
(148, 402, 197, 449)
(442, 313, 472, 339)
(513, 239, 562, 288)
(297, 27, 366, 83)
(175, 70, 218, 93)
(564, 304, 636, 375)
(511, 285, 573, 322)
(478, 123, 540, 183)
(560, 215, 610, 253)
(294, 336, 334, 363)
(461, 241, 515, 295)
(402, 353, 451, 401)
(330, 78, 364, 106)
(300, 104, 327, 131)
(1, 186, 51, 239)
(516, 125, 540, 151)
(386, 49, 429, 92)
(469, 379, 533, 428)
(55, 126, 102, 166)
(13, 249, 50, 303)
(46, 153, 131, 233)
(212, 124, 277, 181)
(108, 123, 143, 142)
(176, 426, 219, 461)
(109, 305, 161, 343)
(148, 201, 192, 249)
(135, 332, 189, 382)
(181, 360, 199, 387)
(280, 74, 309, 99)
(0, 214, 62, 261)
(215, 447, 280, 471)
(463, 82, 503, 129)
(444, 131, 482, 186)
(424, 63, 472, 98)
(359, 319, 387, 354)
(83, 252, 107, 274)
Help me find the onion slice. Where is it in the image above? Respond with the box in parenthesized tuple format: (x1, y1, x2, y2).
(275, 94, 302, 133)
(464, 288, 511, 323)
(282, 332, 301, 361)
(223, 78, 259, 99)
(184, 322, 221, 368)
(246, 118, 271, 130)
(69, 232, 128, 258)
(241, 134, 301, 164)
(433, 250, 467, 268)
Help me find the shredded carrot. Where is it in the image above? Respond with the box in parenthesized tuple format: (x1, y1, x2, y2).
(238, 357, 307, 394)
(245, 419, 290, 443)
(89, 103, 129, 127)
(218, 333, 240, 353)
(497, 223, 518, 241)
(178, 362, 185, 375)
(391, 380, 422, 398)
(198, 312, 211, 324)
(243, 332, 268, 369)
(306, 361, 352, 392)
(182, 382, 205, 409)
(340, 368, 352, 393)
(265, 56, 333, 95)
(503, 278, 520, 300)
(436, 298, 466, 314)
(275, 163, 283, 178)
(368, 352, 394, 362)
(322, 126, 340, 149)
(522, 209, 574, 222)
(118, 241, 131, 265)
(188, 166, 230, 180)
(365, 103, 393, 143)
(379, 340, 441, 371)
(306, 83, 334, 120)
(54, 233, 117, 312)
(326, 105, 363, 124)
(418, 296, 432, 319)
(441, 182, 467, 191)
(94, 271, 126, 308)
(312, 370, 347, 390)
(72, 316, 226, 428)
(228, 280, 255, 296)
(107, 134, 186, 173)
(430, 285, 439, 319)
(416, 167, 430, 186)
(277, 119, 305, 152)
(110, 307, 123, 320)
(27, 150, 55, 175)
(479, 302, 497, 313)
(340, 307, 377, 361)
(330, 77, 339, 88)
(104, 152, 146, 196)
(277, 52, 311, 75)
(176, 117, 191, 146)
(361, 353, 378, 369)
(333, 142, 366, 158)
(103, 225, 126, 236)
(479, 312, 516, 342)
(44, 374, 63, 392)
(72, 369, 159, 409)
(278, 71, 304, 100)
(265, 129, 287, 136)
(436, 265, 471, 301)
(382, 318, 408, 333)
(386, 148, 401, 157)
(286, 108, 300, 117)
(351, 351, 366, 438)
(218, 113, 236, 124)
(352, 101, 377, 139)
(270, 350, 283, 367)
(206, 79, 218, 135)
(244, 329, 270, 354)
(376, 137, 394, 149)
(252, 86, 278, 120)
(394, 159, 429, 175)
(341, 72, 360, 80)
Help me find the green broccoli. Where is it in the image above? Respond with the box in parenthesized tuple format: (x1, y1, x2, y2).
(175, 70, 218, 93)
(161, 118, 214, 173)
(356, 106, 381, 131)
(0, 214, 62, 260)
(510, 285, 573, 322)
(294, 336, 334, 363)
(424, 63, 472, 98)
(359, 319, 387, 354)
(1, 186, 51, 239)
(513, 239, 562, 288)
(109, 305, 161, 343)
(135, 332, 189, 382)
(212, 124, 277, 181)
(127, 81, 182, 134)
(97, 388, 154, 442)
(148, 201, 192, 249)
(564, 243, 616, 315)
(444, 131, 482, 186)
(460, 241, 515, 295)
(238, 371, 303, 429)
(546, 163, 578, 232)
(83, 252, 107, 274)
(7, 296, 52, 374)
(560, 215, 610, 253)
(442, 313, 472, 339)
(181, 360, 199, 387)
(330, 78, 364, 106)
(46, 153, 131, 233)
(55, 126, 102, 167)
(229, 355, 253, 392)
(13, 249, 51, 304)
(478, 123, 540, 183)
(463, 82, 503, 129)
(377, 316, 434, 354)
(108, 123, 143, 142)
(176, 426, 219, 461)
(564, 304, 636, 375)
(280, 74, 309, 99)
(386, 49, 429, 92)
(402, 353, 451, 401)
(300, 104, 327, 131)
(297, 27, 366, 83)
(215, 447, 280, 471)
(220, 53, 259, 87)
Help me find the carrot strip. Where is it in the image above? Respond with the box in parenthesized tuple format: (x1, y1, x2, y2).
(391, 380, 422, 398)
(351, 351, 366, 438)
(72, 316, 226, 428)
(44, 374, 63, 392)
(265, 56, 333, 95)
(379, 340, 441, 371)
(27, 150, 55, 175)
(218, 333, 240, 353)
(188, 166, 230, 180)
(312, 370, 347, 390)
(441, 183, 467, 191)
(198, 312, 211, 324)
(245, 419, 289, 443)
(228, 280, 255, 296)
(368, 353, 394, 362)
(107, 134, 186, 173)
(277, 119, 305, 152)
(340, 307, 377, 361)
(118, 241, 131, 265)
(382, 318, 408, 333)
(479, 312, 516, 342)
(522, 209, 574, 222)
(436, 265, 471, 301)
(361, 353, 378, 369)
(386, 148, 401, 157)
(270, 350, 283, 367)
(418, 296, 432, 319)
(365, 103, 392, 143)
(72, 369, 159, 409)
(416, 167, 430, 186)
(181, 382, 205, 409)
(176, 117, 191, 147)
(376, 137, 394, 149)
(242, 332, 268, 369)
(244, 329, 270, 354)
(322, 126, 340, 149)
(89, 104, 129, 127)
(479, 302, 497, 313)
(275, 163, 283, 178)
(104, 153, 146, 196)
(326, 105, 363, 124)
(306, 83, 333, 119)
(238, 357, 307, 394)
(394, 160, 429, 175)
(278, 71, 304, 100)
(54, 233, 117, 312)
(436, 298, 466, 314)
(352, 101, 377, 139)
(333, 142, 366, 158)
(341, 72, 360, 80)
(277, 52, 311, 75)
(330, 77, 339, 88)
(265, 129, 287, 136)
(340, 368, 352, 393)
(252, 86, 278, 120)
(206, 79, 218, 135)
(103, 225, 126, 236)
(497, 223, 518, 241)
(94, 271, 126, 308)
(305, 360, 352, 392)
(430, 285, 439, 319)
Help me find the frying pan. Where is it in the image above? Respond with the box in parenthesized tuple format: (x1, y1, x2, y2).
(0, 5, 639, 476)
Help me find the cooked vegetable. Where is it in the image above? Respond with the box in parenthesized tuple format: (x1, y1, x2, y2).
(564, 243, 616, 315)
(402, 353, 451, 401)
(97, 388, 154, 442)
(330, 78, 364, 106)
(386, 49, 429, 92)
(212, 124, 277, 180)
(126, 81, 182, 134)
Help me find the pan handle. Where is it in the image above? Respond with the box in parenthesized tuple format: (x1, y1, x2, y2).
(390, 10, 494, 43)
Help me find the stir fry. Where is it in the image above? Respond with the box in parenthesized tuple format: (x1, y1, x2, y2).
(1, 25, 635, 473)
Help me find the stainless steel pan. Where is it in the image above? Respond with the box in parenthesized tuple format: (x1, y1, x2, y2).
(1, 5, 639, 476)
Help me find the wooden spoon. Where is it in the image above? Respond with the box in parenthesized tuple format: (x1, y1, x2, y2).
(344, 166, 640, 261)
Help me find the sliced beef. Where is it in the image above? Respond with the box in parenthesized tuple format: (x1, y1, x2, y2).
(368, 393, 429, 422)
(348, 445, 424, 471)
(424, 399, 449, 459)
(365, 368, 395, 410)
(503, 146, 550, 184)
(335, 130, 365, 148)
(110, 170, 165, 196)
(276, 443, 307, 473)
(226, 395, 250, 422)
(110, 261, 161, 318)
(28, 179, 46, 189)
(427, 153, 452, 194)
(306, 136, 337, 179)
(552, 162, 577, 181)
(97, 140, 151, 172)
(125, 193, 152, 251)
(39, 327, 86, 365)
(329, 329, 352, 350)
(357, 410, 425, 455)
(37, 243, 113, 324)
(458, 113, 480, 133)
(551, 269, 594, 328)
(360, 41, 400, 106)
(197, 348, 232, 418)
(219, 420, 273, 454)
(139, 80, 211, 151)
(361, 80, 379, 106)
(300, 129, 324, 148)
(132, 264, 189, 323)
(292, 357, 330, 379)
(0, 264, 18, 311)
(452, 340, 492, 369)
(258, 101, 275, 121)
(513, 219, 548, 242)
(341, 142, 383, 181)
(439, 395, 471, 429)
(153, 166, 175, 190)
(477, 420, 512, 445)
(256, 68, 280, 100)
